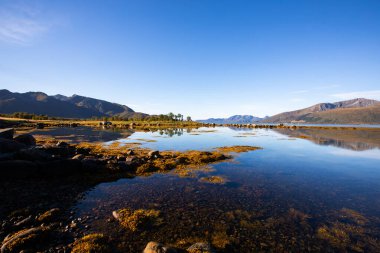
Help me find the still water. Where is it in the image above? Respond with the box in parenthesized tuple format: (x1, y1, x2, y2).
(72, 127, 380, 252)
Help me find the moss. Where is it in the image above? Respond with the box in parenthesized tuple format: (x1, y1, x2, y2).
(317, 224, 351, 248)
(113, 208, 162, 231)
(339, 208, 368, 225)
(199, 176, 228, 184)
(72, 234, 112, 253)
(216, 145, 262, 153)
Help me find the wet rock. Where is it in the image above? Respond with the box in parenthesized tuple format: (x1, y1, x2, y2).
(72, 154, 85, 160)
(37, 208, 60, 223)
(143, 241, 173, 253)
(56, 141, 69, 148)
(14, 134, 36, 146)
(0, 138, 26, 153)
(0, 128, 14, 140)
(15, 148, 52, 161)
(1, 226, 52, 253)
(148, 150, 160, 159)
(187, 243, 214, 253)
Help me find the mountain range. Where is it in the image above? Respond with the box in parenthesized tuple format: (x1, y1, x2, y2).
(1, 89, 380, 124)
(262, 98, 380, 124)
(197, 115, 263, 124)
(0, 89, 146, 119)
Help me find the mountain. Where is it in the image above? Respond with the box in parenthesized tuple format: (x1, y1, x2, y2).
(197, 115, 262, 124)
(0, 89, 147, 119)
(263, 98, 380, 124)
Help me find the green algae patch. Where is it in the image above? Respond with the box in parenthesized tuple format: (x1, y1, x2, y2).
(216, 145, 262, 153)
(199, 175, 228, 184)
(72, 234, 113, 253)
(112, 208, 162, 231)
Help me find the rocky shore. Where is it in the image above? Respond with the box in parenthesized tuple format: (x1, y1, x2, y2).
(0, 127, 260, 252)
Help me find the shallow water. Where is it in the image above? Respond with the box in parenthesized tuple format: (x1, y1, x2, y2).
(71, 127, 380, 252)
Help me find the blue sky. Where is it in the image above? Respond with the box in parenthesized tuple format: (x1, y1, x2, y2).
(0, 0, 379, 119)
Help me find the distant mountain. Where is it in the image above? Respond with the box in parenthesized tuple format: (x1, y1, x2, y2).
(0, 89, 147, 119)
(263, 98, 380, 124)
(197, 115, 262, 124)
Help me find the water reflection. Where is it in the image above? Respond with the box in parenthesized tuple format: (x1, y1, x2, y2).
(274, 128, 380, 151)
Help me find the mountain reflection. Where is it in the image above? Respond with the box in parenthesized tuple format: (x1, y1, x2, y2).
(274, 128, 380, 151)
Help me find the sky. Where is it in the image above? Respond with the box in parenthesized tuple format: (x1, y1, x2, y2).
(0, 0, 379, 119)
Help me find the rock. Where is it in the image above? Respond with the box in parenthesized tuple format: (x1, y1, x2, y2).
(1, 226, 51, 253)
(0, 128, 14, 139)
(0, 138, 26, 153)
(148, 150, 160, 159)
(126, 149, 134, 156)
(56, 141, 69, 147)
(143, 242, 169, 253)
(37, 208, 60, 223)
(14, 134, 36, 146)
(187, 243, 214, 253)
(72, 154, 85, 160)
(15, 148, 52, 161)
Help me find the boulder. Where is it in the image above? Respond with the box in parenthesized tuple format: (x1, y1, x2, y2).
(0, 128, 14, 139)
(14, 134, 36, 146)
(15, 148, 52, 161)
(0, 138, 26, 153)
(143, 241, 176, 253)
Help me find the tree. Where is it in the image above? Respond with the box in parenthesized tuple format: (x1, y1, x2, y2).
(186, 116, 192, 121)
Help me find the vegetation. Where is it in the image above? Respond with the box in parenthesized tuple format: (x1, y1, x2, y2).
(72, 234, 113, 253)
(113, 208, 162, 231)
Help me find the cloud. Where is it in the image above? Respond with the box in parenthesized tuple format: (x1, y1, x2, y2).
(0, 2, 51, 45)
(331, 90, 380, 100)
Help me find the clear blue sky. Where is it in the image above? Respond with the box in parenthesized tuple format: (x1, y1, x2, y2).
(1, 0, 379, 119)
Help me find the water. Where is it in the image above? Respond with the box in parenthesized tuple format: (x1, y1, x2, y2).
(71, 127, 380, 252)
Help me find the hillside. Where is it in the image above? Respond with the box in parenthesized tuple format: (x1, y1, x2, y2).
(0, 89, 146, 119)
(198, 115, 262, 124)
(263, 98, 380, 124)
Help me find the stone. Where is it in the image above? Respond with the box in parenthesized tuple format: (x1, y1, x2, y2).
(187, 243, 214, 253)
(37, 208, 60, 223)
(148, 150, 160, 159)
(0, 128, 14, 139)
(15, 148, 52, 161)
(14, 134, 36, 146)
(143, 241, 169, 253)
(56, 141, 69, 147)
(72, 154, 85, 160)
(0, 138, 26, 153)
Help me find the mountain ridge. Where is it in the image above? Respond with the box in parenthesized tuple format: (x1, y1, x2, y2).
(263, 98, 380, 124)
(0, 89, 146, 119)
